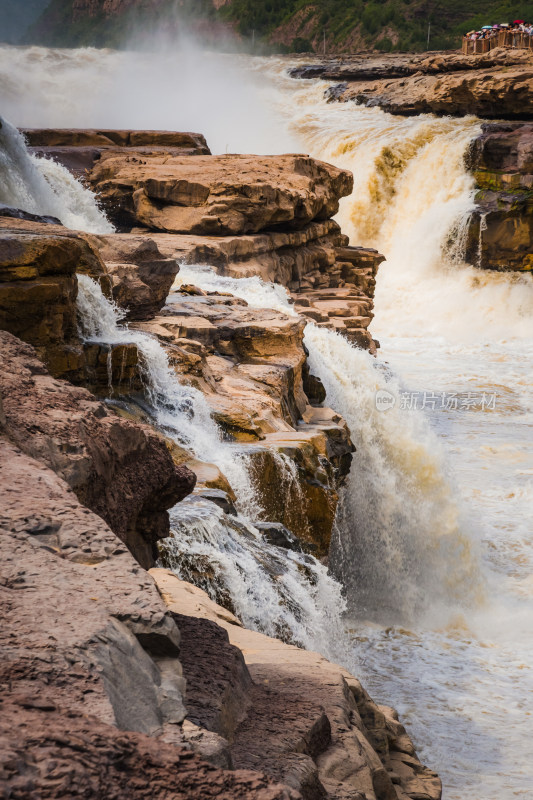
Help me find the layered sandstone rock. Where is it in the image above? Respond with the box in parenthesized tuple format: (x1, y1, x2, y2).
(133, 286, 353, 555)
(95, 231, 383, 352)
(0, 330, 195, 568)
(465, 122, 533, 271)
(0, 217, 107, 379)
(88, 153, 353, 234)
(23, 127, 381, 352)
(151, 570, 442, 800)
(23, 127, 211, 177)
(291, 48, 533, 120)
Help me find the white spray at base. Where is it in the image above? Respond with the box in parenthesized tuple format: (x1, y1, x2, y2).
(175, 265, 478, 625)
(76, 274, 349, 662)
(0, 116, 113, 233)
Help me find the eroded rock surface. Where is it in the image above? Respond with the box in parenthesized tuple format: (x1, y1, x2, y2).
(88, 154, 353, 234)
(465, 122, 533, 271)
(0, 439, 295, 800)
(151, 570, 442, 800)
(291, 48, 533, 119)
(0, 330, 195, 568)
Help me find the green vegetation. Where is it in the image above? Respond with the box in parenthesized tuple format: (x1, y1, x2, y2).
(26, 0, 533, 52)
(220, 0, 533, 52)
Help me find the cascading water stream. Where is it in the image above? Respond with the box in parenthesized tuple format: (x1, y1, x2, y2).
(4, 41, 533, 796)
(76, 274, 349, 663)
(0, 115, 113, 233)
(77, 275, 259, 516)
(176, 264, 478, 625)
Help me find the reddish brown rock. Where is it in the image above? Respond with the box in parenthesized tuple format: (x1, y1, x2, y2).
(0, 330, 195, 568)
(0, 700, 298, 800)
(0, 441, 296, 800)
(151, 571, 442, 800)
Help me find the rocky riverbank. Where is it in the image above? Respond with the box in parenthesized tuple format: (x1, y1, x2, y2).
(289, 48, 533, 119)
(0, 127, 440, 799)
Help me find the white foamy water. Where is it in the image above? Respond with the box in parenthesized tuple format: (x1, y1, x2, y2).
(77, 274, 258, 514)
(4, 41, 533, 797)
(76, 274, 349, 663)
(255, 63, 533, 798)
(0, 115, 113, 233)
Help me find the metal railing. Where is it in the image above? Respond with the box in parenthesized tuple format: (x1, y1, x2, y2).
(462, 30, 533, 54)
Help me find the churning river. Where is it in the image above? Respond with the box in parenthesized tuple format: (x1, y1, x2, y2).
(1, 44, 532, 799)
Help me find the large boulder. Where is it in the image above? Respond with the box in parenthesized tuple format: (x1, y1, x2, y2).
(88, 154, 353, 234)
(94, 233, 181, 320)
(0, 330, 196, 568)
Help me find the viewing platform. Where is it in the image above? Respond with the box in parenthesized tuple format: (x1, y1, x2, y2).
(463, 30, 533, 55)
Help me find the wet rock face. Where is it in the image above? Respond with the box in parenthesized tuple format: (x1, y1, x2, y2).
(134, 288, 353, 555)
(0, 330, 196, 568)
(465, 123, 533, 272)
(88, 153, 353, 234)
(291, 49, 533, 120)
(0, 220, 106, 379)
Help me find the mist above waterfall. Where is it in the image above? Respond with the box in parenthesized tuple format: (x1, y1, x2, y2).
(0, 43, 299, 154)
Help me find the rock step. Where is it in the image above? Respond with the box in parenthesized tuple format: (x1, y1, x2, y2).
(152, 570, 443, 800)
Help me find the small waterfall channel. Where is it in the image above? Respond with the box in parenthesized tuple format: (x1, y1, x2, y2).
(76, 274, 349, 661)
(0, 115, 113, 233)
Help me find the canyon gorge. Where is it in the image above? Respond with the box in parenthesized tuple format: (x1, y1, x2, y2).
(1, 35, 533, 800)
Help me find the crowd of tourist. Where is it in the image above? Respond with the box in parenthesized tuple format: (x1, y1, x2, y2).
(465, 20, 533, 41)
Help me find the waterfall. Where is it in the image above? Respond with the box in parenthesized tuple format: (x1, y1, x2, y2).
(0, 115, 113, 233)
(174, 265, 478, 624)
(76, 274, 349, 662)
(77, 275, 259, 514)
(304, 324, 477, 623)
(162, 497, 347, 654)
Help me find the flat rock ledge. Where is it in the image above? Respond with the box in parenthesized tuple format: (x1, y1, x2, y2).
(290, 48, 533, 120)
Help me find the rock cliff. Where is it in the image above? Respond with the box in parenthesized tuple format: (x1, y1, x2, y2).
(0, 126, 442, 799)
(291, 49, 533, 120)
(465, 122, 533, 272)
